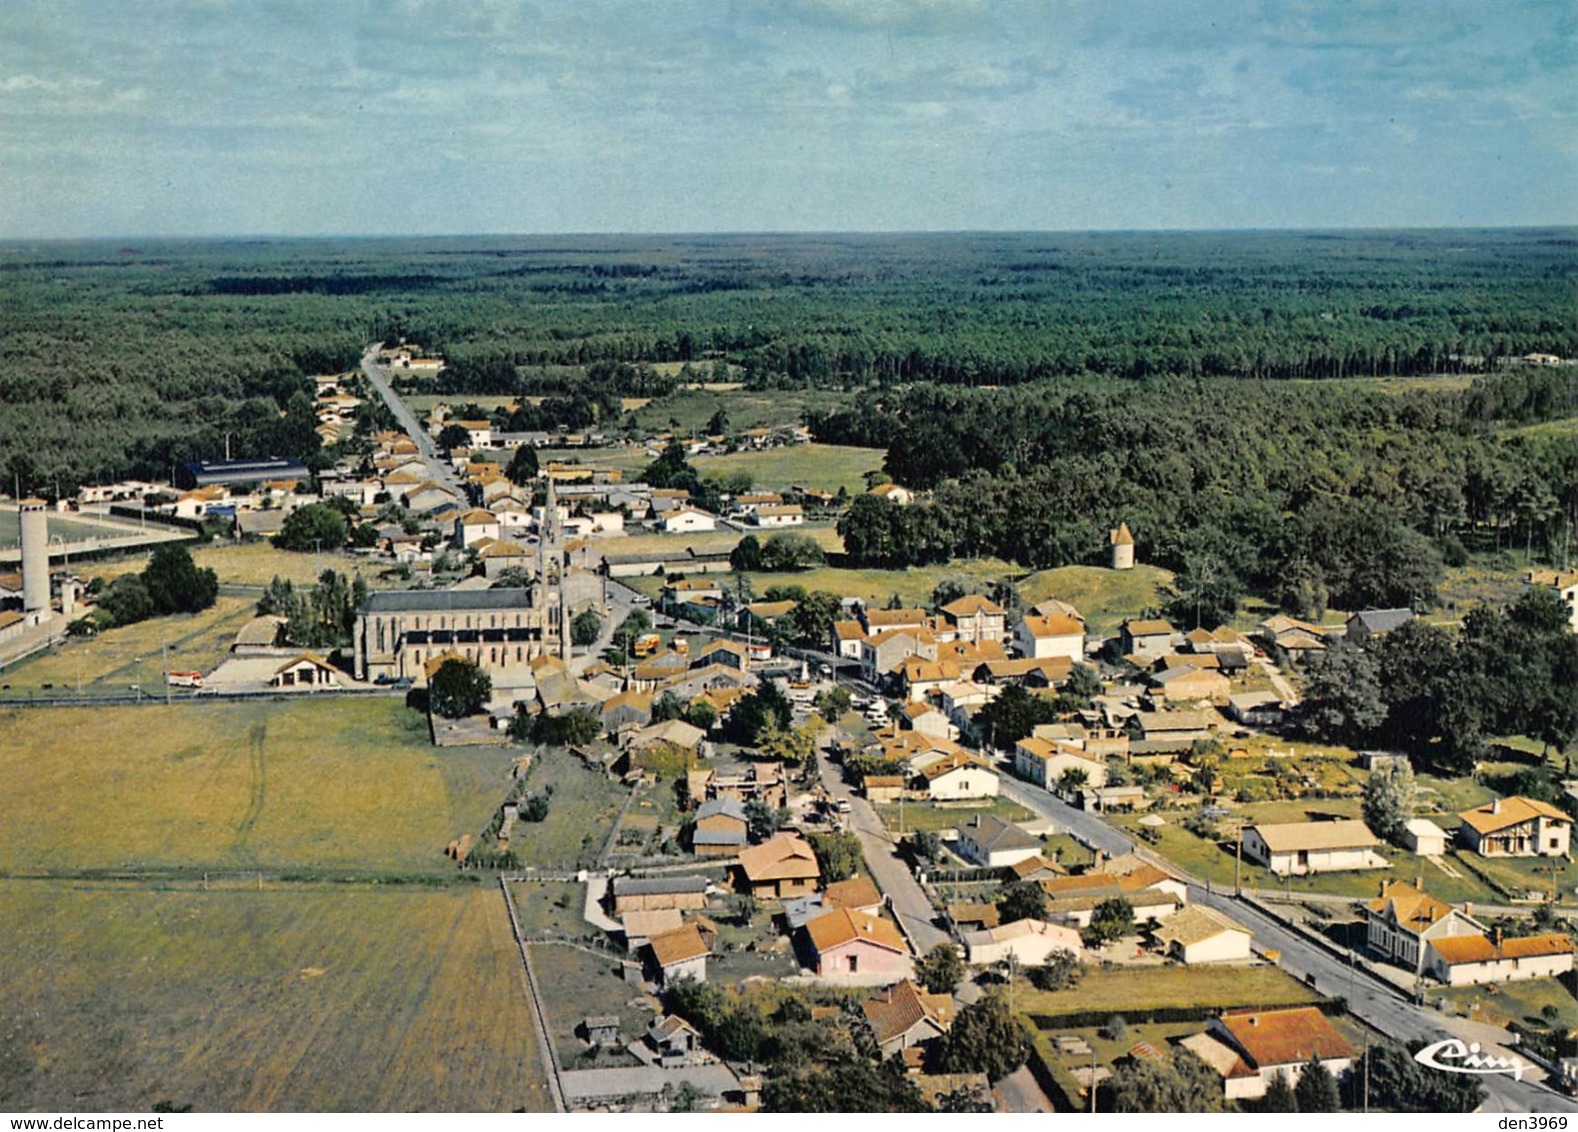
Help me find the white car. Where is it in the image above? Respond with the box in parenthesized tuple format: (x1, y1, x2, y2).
(631, 594, 652, 606)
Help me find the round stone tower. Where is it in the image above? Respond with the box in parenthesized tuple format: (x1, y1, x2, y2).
(19, 497, 50, 617)
(1110, 521, 1135, 571)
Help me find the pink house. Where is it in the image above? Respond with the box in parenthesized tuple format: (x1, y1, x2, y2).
(803, 908, 911, 977)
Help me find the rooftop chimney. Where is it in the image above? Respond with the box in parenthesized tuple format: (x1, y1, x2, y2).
(1491, 799, 1501, 815)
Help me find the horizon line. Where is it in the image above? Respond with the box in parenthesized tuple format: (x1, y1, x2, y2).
(2, 222, 1577, 245)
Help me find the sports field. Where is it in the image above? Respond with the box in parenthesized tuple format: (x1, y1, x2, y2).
(0, 882, 551, 1111)
(0, 698, 511, 875)
(0, 596, 257, 695)
(0, 508, 134, 549)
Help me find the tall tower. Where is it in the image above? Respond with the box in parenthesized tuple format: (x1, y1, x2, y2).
(1110, 521, 1136, 571)
(534, 476, 566, 659)
(19, 497, 50, 618)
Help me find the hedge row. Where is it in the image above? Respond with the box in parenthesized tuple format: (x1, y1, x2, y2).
(1028, 996, 1345, 1031)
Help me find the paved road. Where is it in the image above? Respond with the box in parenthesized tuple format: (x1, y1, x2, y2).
(817, 728, 950, 953)
(360, 346, 462, 491)
(996, 773, 1134, 858)
(999, 770, 1574, 1112)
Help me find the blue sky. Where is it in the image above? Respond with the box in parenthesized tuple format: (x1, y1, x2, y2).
(0, 0, 1573, 236)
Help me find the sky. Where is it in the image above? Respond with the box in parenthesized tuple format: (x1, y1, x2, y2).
(0, 0, 1573, 237)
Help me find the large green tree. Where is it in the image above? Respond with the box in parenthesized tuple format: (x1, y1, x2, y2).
(1108, 1048, 1224, 1113)
(1300, 642, 1386, 746)
(428, 658, 491, 719)
(1362, 759, 1417, 844)
(1292, 1056, 1341, 1113)
(571, 608, 603, 649)
(141, 544, 219, 615)
(505, 444, 539, 486)
(914, 943, 965, 995)
(272, 503, 349, 552)
(807, 831, 863, 883)
(930, 991, 1029, 1082)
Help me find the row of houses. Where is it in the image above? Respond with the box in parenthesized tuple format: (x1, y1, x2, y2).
(1239, 794, 1573, 879)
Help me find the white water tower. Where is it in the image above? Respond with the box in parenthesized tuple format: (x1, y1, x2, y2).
(19, 497, 50, 619)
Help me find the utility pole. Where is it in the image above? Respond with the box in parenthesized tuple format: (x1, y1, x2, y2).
(1235, 826, 1243, 897)
(162, 640, 171, 706)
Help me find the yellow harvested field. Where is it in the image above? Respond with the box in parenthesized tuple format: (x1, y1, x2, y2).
(85, 541, 391, 588)
(691, 443, 885, 495)
(0, 882, 551, 1111)
(590, 529, 741, 558)
(0, 698, 511, 874)
(752, 558, 1020, 608)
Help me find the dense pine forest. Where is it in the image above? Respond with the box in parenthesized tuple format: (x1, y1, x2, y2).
(1, 230, 1574, 609)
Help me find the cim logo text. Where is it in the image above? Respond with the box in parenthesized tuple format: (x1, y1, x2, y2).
(1414, 1037, 1527, 1081)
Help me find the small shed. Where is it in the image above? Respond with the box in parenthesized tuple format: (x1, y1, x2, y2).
(1402, 818, 1448, 856)
(581, 1016, 621, 1046)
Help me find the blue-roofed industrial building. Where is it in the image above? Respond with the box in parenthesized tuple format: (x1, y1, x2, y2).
(175, 457, 310, 490)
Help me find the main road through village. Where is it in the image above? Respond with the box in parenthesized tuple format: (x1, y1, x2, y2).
(360, 345, 463, 492)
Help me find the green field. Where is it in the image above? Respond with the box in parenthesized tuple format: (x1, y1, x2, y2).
(1117, 792, 1572, 905)
(1432, 974, 1578, 1029)
(625, 387, 852, 437)
(1018, 564, 1173, 636)
(1506, 414, 1578, 441)
(691, 443, 884, 495)
(1018, 962, 1323, 1020)
(530, 942, 652, 1068)
(736, 557, 1022, 609)
(505, 748, 632, 871)
(1435, 559, 1531, 618)
(875, 795, 1034, 835)
(601, 523, 843, 576)
(0, 698, 511, 875)
(0, 882, 550, 1111)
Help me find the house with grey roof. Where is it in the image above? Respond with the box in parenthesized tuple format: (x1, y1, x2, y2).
(691, 797, 749, 857)
(1345, 608, 1415, 646)
(954, 813, 1042, 868)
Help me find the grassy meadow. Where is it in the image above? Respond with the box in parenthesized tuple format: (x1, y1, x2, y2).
(0, 882, 550, 1112)
(1018, 564, 1173, 636)
(0, 698, 511, 875)
(504, 749, 631, 871)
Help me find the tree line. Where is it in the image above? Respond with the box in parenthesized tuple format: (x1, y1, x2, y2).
(823, 371, 1578, 618)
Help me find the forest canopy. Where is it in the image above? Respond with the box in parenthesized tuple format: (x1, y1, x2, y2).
(2, 229, 1574, 495)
